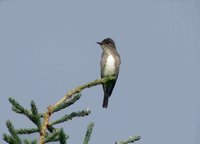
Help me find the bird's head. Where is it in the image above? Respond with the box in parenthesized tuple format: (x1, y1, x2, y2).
(97, 38, 116, 50)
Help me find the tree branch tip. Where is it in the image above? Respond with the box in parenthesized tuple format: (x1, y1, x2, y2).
(86, 108, 90, 112)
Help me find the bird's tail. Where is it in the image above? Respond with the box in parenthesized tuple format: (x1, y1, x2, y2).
(102, 94, 109, 108)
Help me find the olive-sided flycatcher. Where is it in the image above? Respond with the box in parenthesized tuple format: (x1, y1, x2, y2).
(97, 38, 121, 108)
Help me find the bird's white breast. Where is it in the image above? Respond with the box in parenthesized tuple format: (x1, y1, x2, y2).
(105, 55, 115, 76)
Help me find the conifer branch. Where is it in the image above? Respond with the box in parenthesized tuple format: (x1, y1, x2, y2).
(4, 75, 140, 144)
(83, 122, 94, 144)
(39, 76, 115, 144)
(3, 120, 22, 144)
(38, 93, 81, 118)
(115, 135, 141, 144)
(8, 98, 42, 129)
(52, 93, 81, 113)
(44, 128, 69, 143)
(50, 109, 91, 126)
(45, 129, 61, 143)
(15, 128, 39, 134)
(9, 97, 32, 117)
(58, 128, 69, 144)
(30, 101, 41, 130)
(23, 139, 37, 144)
(53, 76, 115, 111)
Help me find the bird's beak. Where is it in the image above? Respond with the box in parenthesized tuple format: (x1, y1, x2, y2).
(96, 42, 102, 45)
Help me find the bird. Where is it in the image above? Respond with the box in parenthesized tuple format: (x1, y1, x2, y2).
(97, 38, 121, 108)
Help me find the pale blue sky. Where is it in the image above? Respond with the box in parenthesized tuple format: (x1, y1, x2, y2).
(0, 1, 200, 144)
